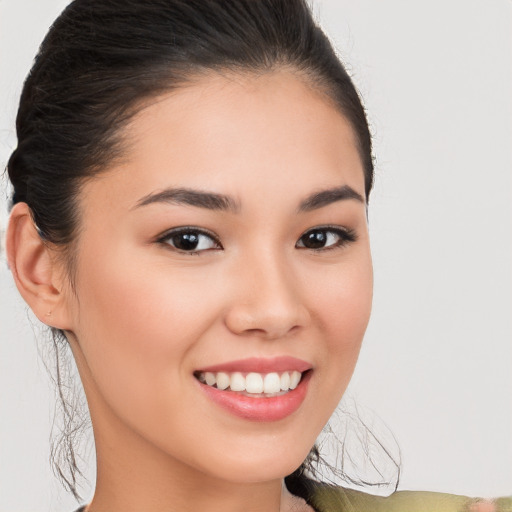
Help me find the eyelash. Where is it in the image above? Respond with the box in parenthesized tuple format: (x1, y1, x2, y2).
(156, 225, 357, 254)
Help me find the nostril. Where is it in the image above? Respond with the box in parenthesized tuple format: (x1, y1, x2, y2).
(224, 302, 310, 339)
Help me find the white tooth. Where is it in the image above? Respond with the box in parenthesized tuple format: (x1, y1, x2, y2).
(230, 372, 246, 392)
(263, 373, 281, 394)
(216, 372, 230, 390)
(245, 373, 264, 393)
(289, 371, 301, 390)
(198, 373, 206, 383)
(280, 372, 291, 391)
(205, 372, 216, 386)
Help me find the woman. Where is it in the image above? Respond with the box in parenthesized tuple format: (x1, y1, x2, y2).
(3, 1, 510, 511)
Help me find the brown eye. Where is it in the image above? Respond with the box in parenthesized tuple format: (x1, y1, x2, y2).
(159, 228, 221, 253)
(296, 227, 356, 250)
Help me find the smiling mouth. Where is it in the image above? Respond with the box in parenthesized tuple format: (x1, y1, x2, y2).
(194, 370, 306, 397)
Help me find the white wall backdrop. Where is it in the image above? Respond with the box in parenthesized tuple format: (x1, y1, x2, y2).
(1, 1, 510, 511)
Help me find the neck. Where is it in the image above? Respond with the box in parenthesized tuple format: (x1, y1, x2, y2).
(91, 453, 283, 512)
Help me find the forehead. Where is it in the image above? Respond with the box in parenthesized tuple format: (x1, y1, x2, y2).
(80, 71, 365, 212)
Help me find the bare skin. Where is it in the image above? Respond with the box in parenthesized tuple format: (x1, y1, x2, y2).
(7, 71, 372, 512)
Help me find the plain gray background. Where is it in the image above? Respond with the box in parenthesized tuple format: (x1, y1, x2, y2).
(1, 0, 511, 510)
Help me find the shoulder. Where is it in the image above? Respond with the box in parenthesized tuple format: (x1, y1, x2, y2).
(309, 485, 512, 512)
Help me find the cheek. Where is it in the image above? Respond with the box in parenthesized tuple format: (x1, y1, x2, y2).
(308, 251, 373, 393)
(313, 250, 372, 336)
(76, 242, 220, 345)
(70, 245, 224, 416)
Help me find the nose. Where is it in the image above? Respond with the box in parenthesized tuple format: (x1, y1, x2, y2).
(224, 251, 311, 340)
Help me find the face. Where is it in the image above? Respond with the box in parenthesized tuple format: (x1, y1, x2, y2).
(63, 71, 373, 484)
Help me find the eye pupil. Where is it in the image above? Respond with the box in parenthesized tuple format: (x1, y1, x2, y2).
(173, 233, 199, 251)
(302, 230, 327, 249)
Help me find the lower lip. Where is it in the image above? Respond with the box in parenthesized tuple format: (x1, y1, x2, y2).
(197, 371, 312, 422)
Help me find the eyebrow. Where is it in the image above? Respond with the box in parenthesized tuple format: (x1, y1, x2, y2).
(133, 187, 240, 213)
(133, 184, 364, 213)
(297, 185, 365, 212)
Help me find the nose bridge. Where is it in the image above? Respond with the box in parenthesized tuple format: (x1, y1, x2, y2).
(225, 246, 310, 339)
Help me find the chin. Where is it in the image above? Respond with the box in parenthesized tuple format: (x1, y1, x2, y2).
(195, 440, 313, 484)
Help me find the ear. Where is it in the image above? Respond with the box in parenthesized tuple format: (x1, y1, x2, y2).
(6, 202, 73, 330)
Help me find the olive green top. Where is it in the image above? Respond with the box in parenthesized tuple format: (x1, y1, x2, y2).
(310, 486, 512, 512)
(72, 490, 512, 512)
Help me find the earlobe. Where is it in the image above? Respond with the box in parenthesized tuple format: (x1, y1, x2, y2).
(6, 202, 73, 330)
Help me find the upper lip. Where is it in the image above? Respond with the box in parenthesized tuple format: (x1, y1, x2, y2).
(195, 356, 312, 374)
